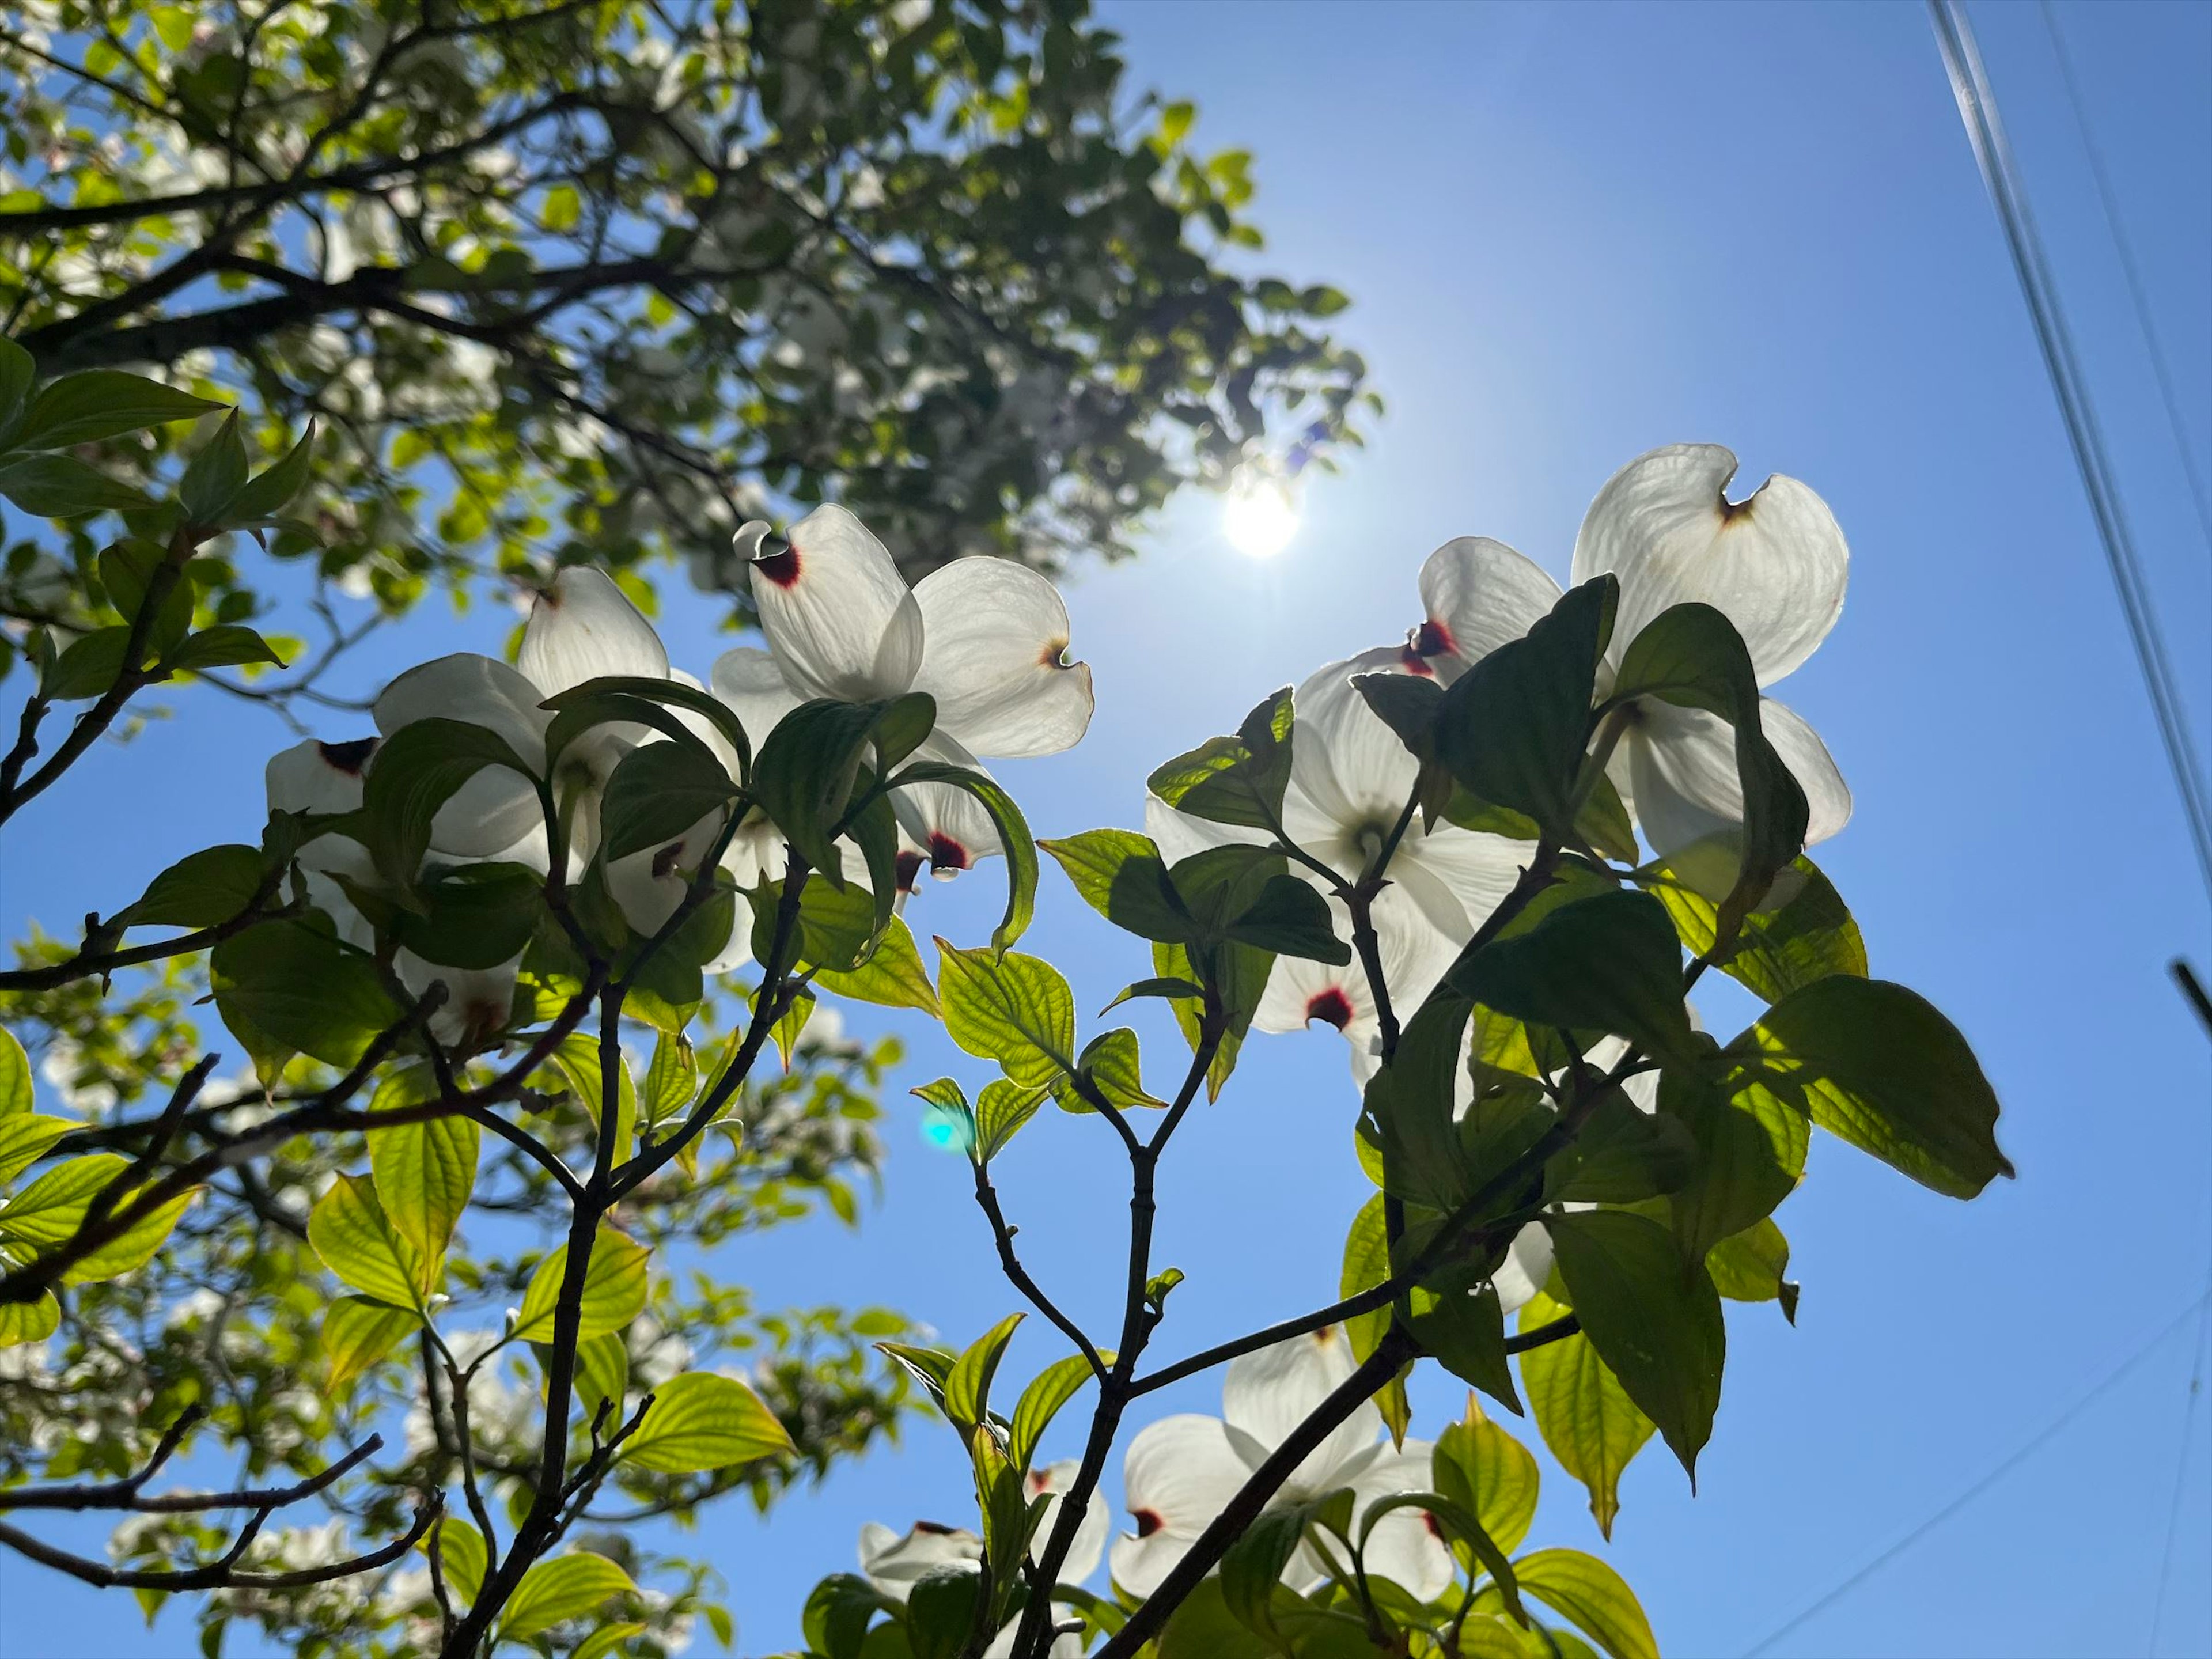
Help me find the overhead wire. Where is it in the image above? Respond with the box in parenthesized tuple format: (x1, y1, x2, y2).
(1740, 1290, 2212, 1656)
(1927, 0, 2212, 908)
(2038, 0, 2212, 570)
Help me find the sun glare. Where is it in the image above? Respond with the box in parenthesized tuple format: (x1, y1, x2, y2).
(1223, 476, 1300, 558)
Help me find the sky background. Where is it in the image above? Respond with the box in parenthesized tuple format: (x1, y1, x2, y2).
(5, 2, 2211, 1656)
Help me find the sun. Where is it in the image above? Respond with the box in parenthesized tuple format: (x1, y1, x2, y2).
(1222, 475, 1300, 558)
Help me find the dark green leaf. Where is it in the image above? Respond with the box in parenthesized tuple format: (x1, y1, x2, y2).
(1431, 577, 1615, 835)
(599, 740, 738, 863)
(12, 370, 224, 450)
(0, 452, 149, 518)
(121, 843, 267, 929)
(360, 717, 539, 893)
(164, 624, 285, 674)
(1543, 1210, 1724, 1479)
(211, 919, 403, 1067)
(1148, 686, 1296, 831)
(1448, 890, 1695, 1069)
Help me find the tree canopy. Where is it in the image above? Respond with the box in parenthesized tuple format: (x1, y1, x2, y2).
(0, 0, 1370, 691)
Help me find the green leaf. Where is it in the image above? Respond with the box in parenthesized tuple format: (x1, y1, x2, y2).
(42, 626, 133, 699)
(1221, 1494, 1339, 1642)
(1217, 872, 1349, 963)
(1433, 1396, 1541, 1555)
(120, 843, 267, 929)
(1646, 855, 1865, 1002)
(750, 695, 933, 880)
(1055, 1026, 1162, 1112)
(1041, 828, 1193, 944)
(1609, 601, 1809, 922)
(367, 1086, 479, 1260)
(510, 1225, 650, 1343)
(936, 943, 1077, 1090)
(0, 1155, 197, 1282)
(944, 1311, 1024, 1432)
(1408, 1274, 1521, 1415)
(1009, 1352, 1103, 1473)
(975, 1079, 1047, 1162)
(392, 861, 545, 971)
(1339, 1192, 1392, 1365)
(1509, 1549, 1658, 1659)
(308, 1172, 433, 1310)
(887, 760, 1039, 952)
(163, 624, 285, 674)
(1149, 686, 1297, 831)
(210, 918, 403, 1067)
(1706, 1218, 1800, 1322)
(0, 1290, 60, 1347)
(813, 915, 941, 1014)
(10, 370, 223, 450)
(573, 1624, 649, 1659)
(177, 411, 249, 524)
(803, 1575, 896, 1659)
(0, 338, 33, 431)
(1661, 1069, 1806, 1263)
(1544, 1210, 1724, 1480)
(1517, 1290, 1655, 1539)
(1546, 1087, 1698, 1205)
(498, 1550, 635, 1641)
(215, 423, 316, 525)
(599, 739, 738, 863)
(359, 717, 539, 893)
(0, 1114, 73, 1186)
(322, 1294, 418, 1395)
(423, 1518, 487, 1607)
(622, 1370, 796, 1472)
(641, 1030, 698, 1132)
(0, 1027, 29, 1115)
(1361, 993, 1475, 1211)
(540, 675, 752, 782)
(574, 1331, 630, 1427)
(547, 1032, 638, 1166)
(1448, 889, 1695, 1069)
(754, 877, 879, 975)
(1730, 976, 2011, 1199)
(1433, 577, 1615, 835)
(905, 1566, 984, 1659)
(0, 453, 151, 517)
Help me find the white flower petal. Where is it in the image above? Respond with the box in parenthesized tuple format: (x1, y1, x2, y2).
(1346, 1439, 1456, 1602)
(516, 567, 668, 696)
(1143, 793, 1267, 866)
(1412, 537, 1565, 678)
(1490, 1221, 1555, 1315)
(266, 737, 376, 816)
(1571, 444, 1848, 688)
(1025, 1460, 1110, 1585)
(1222, 1329, 1380, 1492)
(1395, 823, 1532, 945)
(891, 732, 1002, 880)
(912, 558, 1094, 759)
(749, 504, 923, 701)
(1112, 1415, 1255, 1597)
(1255, 889, 1450, 1044)
(858, 1520, 983, 1601)
(393, 950, 520, 1047)
(604, 808, 727, 939)
(710, 644, 805, 753)
(373, 654, 548, 857)
(1760, 696, 1852, 845)
(1288, 649, 1421, 844)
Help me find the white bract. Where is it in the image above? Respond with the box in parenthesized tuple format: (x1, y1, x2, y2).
(711, 504, 1093, 882)
(857, 1459, 1108, 1658)
(1111, 1328, 1453, 1603)
(1147, 647, 1525, 1073)
(1407, 444, 1851, 881)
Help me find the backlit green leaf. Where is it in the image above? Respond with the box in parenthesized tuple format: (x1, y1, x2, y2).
(511, 1226, 649, 1343)
(623, 1370, 795, 1473)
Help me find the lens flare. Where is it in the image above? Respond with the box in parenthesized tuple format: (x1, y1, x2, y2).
(919, 1103, 975, 1155)
(1222, 476, 1300, 559)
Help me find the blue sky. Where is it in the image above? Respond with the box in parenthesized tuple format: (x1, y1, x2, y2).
(6, 2, 2210, 1656)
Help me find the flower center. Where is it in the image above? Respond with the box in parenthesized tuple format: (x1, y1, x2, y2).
(927, 833, 970, 877)
(318, 737, 377, 775)
(754, 534, 802, 588)
(1412, 618, 1455, 657)
(895, 850, 925, 893)
(1132, 1509, 1164, 1539)
(1305, 988, 1353, 1031)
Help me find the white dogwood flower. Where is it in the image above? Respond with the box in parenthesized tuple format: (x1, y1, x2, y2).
(858, 1460, 1108, 1658)
(711, 504, 1093, 881)
(1405, 445, 1851, 874)
(1110, 1328, 1454, 1603)
(1149, 647, 1528, 968)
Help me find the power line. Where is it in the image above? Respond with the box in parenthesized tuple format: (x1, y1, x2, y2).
(2039, 0, 2212, 570)
(1927, 0, 2212, 908)
(1740, 1290, 2212, 1656)
(2147, 1313, 2210, 1656)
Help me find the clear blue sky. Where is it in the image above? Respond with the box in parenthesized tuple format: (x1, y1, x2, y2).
(7, 3, 2210, 1656)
